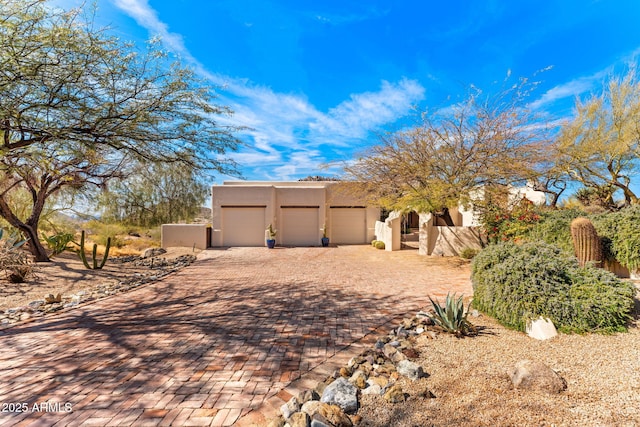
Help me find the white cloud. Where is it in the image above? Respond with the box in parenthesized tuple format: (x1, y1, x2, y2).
(529, 69, 609, 110)
(311, 79, 425, 139)
(111, 0, 193, 61)
(110, 0, 425, 180)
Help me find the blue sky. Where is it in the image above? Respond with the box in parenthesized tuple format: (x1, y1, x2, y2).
(57, 0, 640, 182)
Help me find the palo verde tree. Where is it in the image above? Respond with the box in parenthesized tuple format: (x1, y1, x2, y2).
(557, 68, 640, 208)
(0, 0, 241, 261)
(345, 78, 549, 215)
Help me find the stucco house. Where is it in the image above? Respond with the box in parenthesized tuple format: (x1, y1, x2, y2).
(161, 180, 545, 253)
(209, 181, 379, 247)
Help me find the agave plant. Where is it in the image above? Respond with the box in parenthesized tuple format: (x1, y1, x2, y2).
(428, 293, 475, 337)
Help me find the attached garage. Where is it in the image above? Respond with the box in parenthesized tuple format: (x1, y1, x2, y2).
(221, 206, 266, 246)
(280, 206, 320, 246)
(331, 207, 367, 244)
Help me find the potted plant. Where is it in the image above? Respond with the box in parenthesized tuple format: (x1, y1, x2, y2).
(321, 224, 330, 247)
(266, 224, 276, 249)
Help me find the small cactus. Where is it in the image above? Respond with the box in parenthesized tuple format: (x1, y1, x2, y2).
(570, 217, 602, 267)
(78, 230, 111, 270)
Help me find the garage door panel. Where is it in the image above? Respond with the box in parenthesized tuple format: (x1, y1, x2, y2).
(281, 208, 319, 246)
(222, 207, 265, 246)
(331, 208, 366, 244)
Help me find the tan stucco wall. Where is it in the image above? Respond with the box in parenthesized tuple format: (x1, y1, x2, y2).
(210, 181, 379, 247)
(161, 224, 208, 250)
(210, 185, 274, 246)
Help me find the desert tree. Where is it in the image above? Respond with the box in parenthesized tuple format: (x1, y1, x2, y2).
(557, 68, 640, 208)
(345, 78, 549, 215)
(98, 158, 209, 227)
(0, 0, 241, 261)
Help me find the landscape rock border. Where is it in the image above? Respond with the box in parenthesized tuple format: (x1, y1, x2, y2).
(269, 311, 440, 427)
(0, 254, 197, 329)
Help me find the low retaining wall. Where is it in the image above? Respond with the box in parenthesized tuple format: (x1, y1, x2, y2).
(161, 224, 209, 250)
(422, 226, 485, 256)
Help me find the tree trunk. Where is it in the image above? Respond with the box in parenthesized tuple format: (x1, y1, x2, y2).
(0, 193, 51, 262)
(22, 223, 51, 262)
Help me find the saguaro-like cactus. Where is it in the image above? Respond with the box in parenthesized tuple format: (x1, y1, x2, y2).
(570, 217, 603, 267)
(78, 230, 111, 270)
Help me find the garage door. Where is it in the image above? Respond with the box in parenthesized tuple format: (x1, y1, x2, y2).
(222, 207, 265, 246)
(280, 207, 319, 246)
(331, 207, 366, 244)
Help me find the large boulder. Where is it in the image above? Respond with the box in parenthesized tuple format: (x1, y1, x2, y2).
(320, 378, 358, 414)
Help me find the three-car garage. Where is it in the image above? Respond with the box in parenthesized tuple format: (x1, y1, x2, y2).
(211, 181, 378, 247)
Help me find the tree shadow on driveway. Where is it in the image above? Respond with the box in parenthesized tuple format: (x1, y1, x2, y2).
(0, 272, 427, 424)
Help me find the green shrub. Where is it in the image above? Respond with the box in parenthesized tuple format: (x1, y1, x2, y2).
(527, 208, 584, 255)
(471, 241, 635, 334)
(459, 247, 479, 259)
(592, 205, 640, 271)
(373, 240, 385, 250)
(44, 232, 75, 257)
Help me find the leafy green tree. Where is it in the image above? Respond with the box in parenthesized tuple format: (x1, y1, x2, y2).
(0, 0, 241, 261)
(557, 68, 640, 207)
(99, 160, 209, 227)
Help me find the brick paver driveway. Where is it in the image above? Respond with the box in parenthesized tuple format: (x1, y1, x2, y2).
(0, 246, 472, 426)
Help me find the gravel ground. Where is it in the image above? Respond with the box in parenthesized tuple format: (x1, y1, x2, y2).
(356, 296, 640, 427)
(0, 247, 200, 311)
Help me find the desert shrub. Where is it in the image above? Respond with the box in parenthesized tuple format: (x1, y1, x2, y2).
(373, 240, 385, 250)
(527, 208, 585, 255)
(592, 205, 640, 271)
(471, 241, 635, 333)
(459, 247, 479, 259)
(44, 232, 75, 257)
(0, 229, 34, 283)
(85, 220, 127, 248)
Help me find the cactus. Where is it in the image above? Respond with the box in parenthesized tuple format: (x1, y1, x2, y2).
(570, 217, 602, 267)
(78, 230, 111, 270)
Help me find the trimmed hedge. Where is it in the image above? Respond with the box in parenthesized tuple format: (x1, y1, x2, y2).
(471, 241, 636, 333)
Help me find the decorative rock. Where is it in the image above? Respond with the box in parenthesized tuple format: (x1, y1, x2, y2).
(510, 360, 566, 394)
(301, 400, 322, 417)
(141, 247, 167, 258)
(281, 396, 300, 419)
(44, 294, 62, 304)
(367, 376, 389, 388)
(320, 377, 358, 414)
(266, 416, 286, 427)
(314, 381, 328, 397)
(383, 384, 405, 403)
(349, 370, 367, 389)
(318, 403, 353, 427)
(526, 317, 558, 340)
(382, 343, 397, 359)
(310, 414, 332, 427)
(28, 300, 44, 309)
(361, 384, 382, 395)
(288, 411, 310, 427)
(397, 360, 427, 380)
(401, 347, 419, 359)
(298, 389, 320, 404)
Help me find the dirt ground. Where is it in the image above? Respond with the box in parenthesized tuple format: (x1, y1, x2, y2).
(0, 247, 200, 311)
